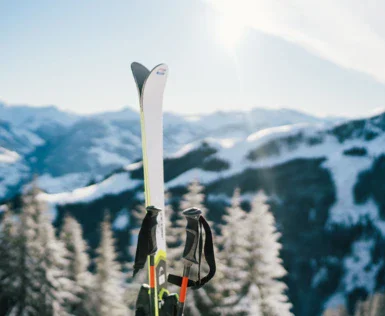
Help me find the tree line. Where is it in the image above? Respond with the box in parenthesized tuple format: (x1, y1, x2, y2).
(0, 180, 293, 315)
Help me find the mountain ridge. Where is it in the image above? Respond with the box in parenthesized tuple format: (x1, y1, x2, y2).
(0, 101, 338, 199)
(27, 109, 385, 316)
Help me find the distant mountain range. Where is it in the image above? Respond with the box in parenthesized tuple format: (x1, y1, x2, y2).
(0, 100, 340, 199)
(3, 100, 385, 315)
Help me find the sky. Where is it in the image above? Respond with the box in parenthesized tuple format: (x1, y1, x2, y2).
(1, 0, 385, 117)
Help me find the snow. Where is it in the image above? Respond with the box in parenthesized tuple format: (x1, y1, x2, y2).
(206, 193, 231, 203)
(343, 239, 382, 293)
(112, 209, 130, 230)
(123, 161, 143, 171)
(166, 124, 335, 188)
(325, 153, 374, 226)
(40, 172, 140, 206)
(311, 267, 328, 288)
(90, 147, 131, 166)
(38, 173, 91, 193)
(170, 143, 198, 158)
(324, 292, 346, 310)
(166, 168, 219, 188)
(13, 128, 45, 147)
(218, 138, 238, 148)
(0, 147, 20, 163)
(325, 134, 385, 231)
(0, 149, 28, 199)
(164, 121, 385, 238)
(247, 123, 314, 143)
(169, 138, 229, 158)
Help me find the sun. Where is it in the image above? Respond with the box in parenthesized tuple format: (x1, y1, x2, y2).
(215, 14, 246, 54)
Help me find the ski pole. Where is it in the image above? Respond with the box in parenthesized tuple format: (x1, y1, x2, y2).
(177, 207, 202, 316)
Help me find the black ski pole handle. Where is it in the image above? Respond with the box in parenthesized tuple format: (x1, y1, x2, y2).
(182, 207, 202, 265)
(146, 205, 161, 256)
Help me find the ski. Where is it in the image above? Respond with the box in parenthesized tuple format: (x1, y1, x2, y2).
(132, 62, 169, 315)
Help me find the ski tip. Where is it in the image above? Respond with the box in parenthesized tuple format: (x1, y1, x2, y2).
(131, 62, 150, 75)
(151, 63, 169, 75)
(131, 61, 146, 69)
(131, 62, 151, 95)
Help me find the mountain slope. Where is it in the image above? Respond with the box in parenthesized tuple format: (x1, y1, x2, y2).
(0, 103, 333, 198)
(34, 111, 385, 316)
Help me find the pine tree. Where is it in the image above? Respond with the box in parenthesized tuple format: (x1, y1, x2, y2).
(60, 214, 93, 315)
(216, 188, 249, 315)
(180, 179, 208, 215)
(354, 299, 369, 316)
(0, 185, 75, 316)
(242, 192, 293, 316)
(353, 292, 385, 316)
(0, 208, 19, 313)
(369, 292, 385, 316)
(234, 284, 262, 316)
(90, 213, 128, 316)
(178, 180, 218, 316)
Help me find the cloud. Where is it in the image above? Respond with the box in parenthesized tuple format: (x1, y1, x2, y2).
(208, 0, 385, 84)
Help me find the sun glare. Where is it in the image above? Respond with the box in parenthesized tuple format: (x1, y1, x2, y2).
(215, 14, 246, 54)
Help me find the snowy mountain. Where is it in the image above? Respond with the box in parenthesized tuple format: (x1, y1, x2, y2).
(0, 146, 28, 200)
(0, 102, 333, 198)
(0, 101, 78, 131)
(0, 120, 44, 154)
(26, 110, 385, 316)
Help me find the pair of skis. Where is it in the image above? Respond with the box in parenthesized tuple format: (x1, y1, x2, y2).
(131, 63, 216, 316)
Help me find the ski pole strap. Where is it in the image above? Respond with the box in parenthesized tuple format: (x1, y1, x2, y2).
(168, 216, 216, 289)
(133, 206, 161, 276)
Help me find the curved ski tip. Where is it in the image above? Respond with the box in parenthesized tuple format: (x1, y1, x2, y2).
(151, 63, 169, 73)
(131, 62, 149, 73)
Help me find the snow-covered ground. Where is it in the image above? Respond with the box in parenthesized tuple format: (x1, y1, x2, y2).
(40, 172, 140, 207)
(34, 113, 385, 247)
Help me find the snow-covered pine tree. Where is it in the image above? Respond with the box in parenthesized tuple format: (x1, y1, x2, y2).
(1, 189, 41, 315)
(369, 292, 385, 316)
(2, 184, 75, 316)
(352, 292, 385, 316)
(216, 188, 249, 315)
(234, 284, 262, 316)
(60, 214, 93, 315)
(354, 299, 369, 316)
(178, 180, 218, 316)
(242, 191, 293, 316)
(180, 179, 208, 215)
(90, 213, 128, 316)
(0, 207, 19, 313)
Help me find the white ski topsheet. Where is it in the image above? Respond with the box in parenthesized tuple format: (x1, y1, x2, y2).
(140, 64, 168, 255)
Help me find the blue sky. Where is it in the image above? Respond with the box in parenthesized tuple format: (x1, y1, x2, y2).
(1, 0, 385, 117)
